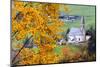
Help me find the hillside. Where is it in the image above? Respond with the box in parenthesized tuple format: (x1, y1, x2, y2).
(61, 4, 96, 32)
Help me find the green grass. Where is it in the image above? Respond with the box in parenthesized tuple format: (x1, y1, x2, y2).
(54, 45, 65, 55)
(66, 44, 80, 52)
(60, 5, 96, 32)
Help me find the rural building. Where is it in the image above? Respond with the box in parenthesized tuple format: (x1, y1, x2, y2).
(67, 16, 87, 43)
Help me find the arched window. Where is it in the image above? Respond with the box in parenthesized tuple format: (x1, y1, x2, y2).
(79, 38, 80, 41)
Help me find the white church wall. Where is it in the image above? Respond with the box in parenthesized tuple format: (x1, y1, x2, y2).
(68, 35, 84, 43)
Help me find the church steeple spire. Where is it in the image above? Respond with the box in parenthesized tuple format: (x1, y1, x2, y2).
(80, 16, 86, 41)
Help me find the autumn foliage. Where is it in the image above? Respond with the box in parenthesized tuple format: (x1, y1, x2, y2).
(12, 1, 68, 65)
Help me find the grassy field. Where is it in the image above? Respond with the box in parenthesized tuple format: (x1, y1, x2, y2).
(60, 5, 96, 32)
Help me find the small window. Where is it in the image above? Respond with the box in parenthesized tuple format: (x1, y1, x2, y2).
(71, 38, 74, 41)
(79, 38, 80, 41)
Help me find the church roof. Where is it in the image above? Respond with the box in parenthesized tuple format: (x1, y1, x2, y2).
(68, 27, 83, 36)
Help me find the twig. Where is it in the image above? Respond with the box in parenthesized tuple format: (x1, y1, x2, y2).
(12, 36, 33, 64)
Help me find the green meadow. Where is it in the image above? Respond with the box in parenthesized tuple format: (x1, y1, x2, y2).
(61, 4, 96, 32)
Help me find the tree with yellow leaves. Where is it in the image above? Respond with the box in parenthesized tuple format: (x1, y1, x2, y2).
(12, 1, 68, 65)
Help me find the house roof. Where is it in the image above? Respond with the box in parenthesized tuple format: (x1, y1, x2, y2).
(68, 27, 83, 36)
